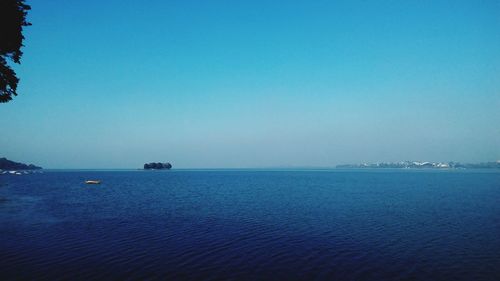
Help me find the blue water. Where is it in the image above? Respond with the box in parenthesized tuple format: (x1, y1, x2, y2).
(0, 170, 499, 280)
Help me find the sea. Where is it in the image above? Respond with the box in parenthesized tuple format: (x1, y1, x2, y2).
(0, 169, 499, 280)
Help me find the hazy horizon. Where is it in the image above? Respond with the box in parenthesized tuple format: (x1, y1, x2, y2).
(1, 0, 499, 169)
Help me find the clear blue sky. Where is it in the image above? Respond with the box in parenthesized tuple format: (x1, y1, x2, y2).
(1, 0, 499, 168)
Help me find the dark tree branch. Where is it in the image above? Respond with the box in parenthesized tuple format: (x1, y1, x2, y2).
(0, 0, 31, 103)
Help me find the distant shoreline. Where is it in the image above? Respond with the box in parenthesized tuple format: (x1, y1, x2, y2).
(3, 167, 500, 173)
(336, 161, 500, 169)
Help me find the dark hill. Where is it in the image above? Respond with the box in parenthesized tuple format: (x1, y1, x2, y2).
(0, 157, 42, 170)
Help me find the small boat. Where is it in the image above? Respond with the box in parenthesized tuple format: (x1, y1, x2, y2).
(85, 180, 101, 184)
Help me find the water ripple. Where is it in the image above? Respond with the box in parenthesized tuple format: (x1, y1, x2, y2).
(1, 170, 499, 280)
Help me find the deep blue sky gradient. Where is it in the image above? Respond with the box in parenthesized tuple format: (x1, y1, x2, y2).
(1, 0, 499, 168)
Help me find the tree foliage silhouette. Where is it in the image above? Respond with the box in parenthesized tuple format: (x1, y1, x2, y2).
(0, 0, 31, 103)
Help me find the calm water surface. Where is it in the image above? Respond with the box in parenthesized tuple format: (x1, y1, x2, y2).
(1, 170, 499, 280)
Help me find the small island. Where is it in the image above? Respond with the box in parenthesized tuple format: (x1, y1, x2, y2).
(143, 162, 172, 170)
(0, 157, 42, 170)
